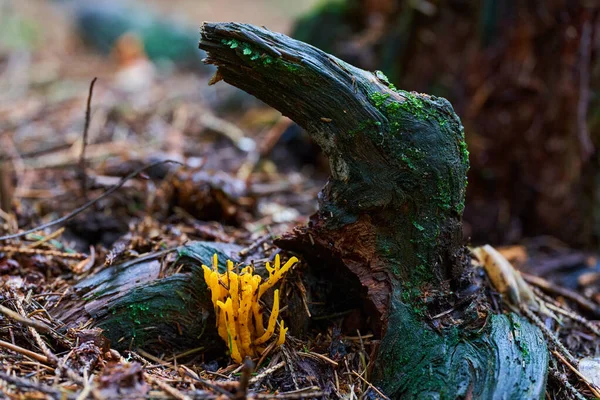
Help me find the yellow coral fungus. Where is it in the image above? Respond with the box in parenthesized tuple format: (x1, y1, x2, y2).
(202, 254, 298, 363)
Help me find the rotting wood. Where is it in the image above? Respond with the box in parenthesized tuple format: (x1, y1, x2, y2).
(200, 22, 548, 399)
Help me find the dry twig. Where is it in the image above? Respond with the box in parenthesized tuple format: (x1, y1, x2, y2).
(552, 350, 600, 398)
(79, 77, 98, 199)
(249, 361, 286, 385)
(0, 245, 86, 260)
(350, 371, 389, 400)
(146, 373, 192, 400)
(523, 272, 600, 316)
(0, 339, 49, 364)
(0, 303, 52, 333)
(0, 159, 182, 242)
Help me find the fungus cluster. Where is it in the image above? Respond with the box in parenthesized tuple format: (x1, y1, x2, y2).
(202, 254, 298, 363)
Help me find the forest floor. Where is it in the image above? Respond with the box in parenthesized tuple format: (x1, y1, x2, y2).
(1, 1, 600, 399)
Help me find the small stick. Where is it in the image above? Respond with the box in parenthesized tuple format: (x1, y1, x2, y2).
(255, 337, 277, 368)
(0, 339, 49, 363)
(0, 245, 86, 259)
(136, 348, 177, 371)
(14, 290, 82, 383)
(79, 77, 97, 199)
(522, 272, 600, 316)
(350, 371, 390, 400)
(238, 233, 272, 257)
(0, 303, 52, 333)
(296, 280, 311, 318)
(234, 358, 254, 400)
(0, 159, 182, 242)
(13, 300, 58, 366)
(180, 367, 234, 398)
(255, 386, 323, 399)
(297, 351, 338, 367)
(544, 301, 600, 337)
(164, 346, 205, 362)
(281, 346, 299, 390)
(258, 117, 294, 157)
(26, 227, 65, 248)
(145, 373, 192, 400)
(249, 360, 285, 384)
(552, 350, 600, 398)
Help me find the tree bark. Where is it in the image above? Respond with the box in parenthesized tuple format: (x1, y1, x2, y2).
(200, 22, 548, 399)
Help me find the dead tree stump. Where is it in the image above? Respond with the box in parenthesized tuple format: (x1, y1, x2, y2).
(200, 22, 548, 399)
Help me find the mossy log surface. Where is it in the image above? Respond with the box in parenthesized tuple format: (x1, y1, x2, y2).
(55, 242, 240, 353)
(200, 22, 548, 399)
